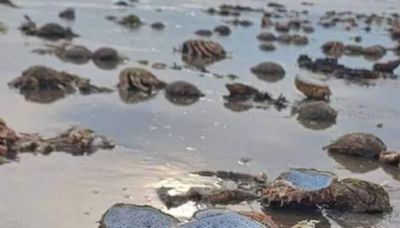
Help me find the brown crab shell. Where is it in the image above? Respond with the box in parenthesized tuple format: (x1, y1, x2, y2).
(181, 40, 226, 65)
(334, 178, 391, 213)
(295, 75, 331, 100)
(118, 68, 166, 92)
(322, 41, 345, 58)
(225, 83, 259, 97)
(325, 132, 386, 158)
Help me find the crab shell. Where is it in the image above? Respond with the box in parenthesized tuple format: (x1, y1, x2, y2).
(322, 41, 345, 58)
(261, 169, 339, 208)
(100, 205, 273, 228)
(181, 40, 226, 65)
(179, 209, 268, 228)
(325, 132, 387, 158)
(295, 75, 331, 100)
(333, 178, 391, 213)
(261, 15, 273, 28)
(99, 204, 178, 228)
(225, 83, 260, 97)
(118, 68, 166, 92)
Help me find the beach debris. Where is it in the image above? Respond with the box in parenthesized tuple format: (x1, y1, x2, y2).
(297, 55, 397, 79)
(157, 170, 267, 208)
(19, 16, 78, 40)
(224, 83, 288, 111)
(0, 120, 115, 162)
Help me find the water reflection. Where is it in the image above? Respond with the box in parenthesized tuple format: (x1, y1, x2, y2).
(329, 152, 400, 182)
(92, 58, 120, 70)
(252, 71, 285, 83)
(165, 93, 200, 106)
(297, 118, 336, 131)
(118, 89, 157, 104)
(291, 100, 337, 131)
(223, 96, 288, 113)
(17, 90, 67, 104)
(382, 165, 400, 181)
(328, 153, 380, 174)
(326, 209, 384, 228)
(224, 100, 253, 112)
(182, 56, 223, 67)
(57, 54, 91, 65)
(263, 208, 331, 227)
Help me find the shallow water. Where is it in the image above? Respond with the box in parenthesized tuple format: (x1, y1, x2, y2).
(1, 0, 400, 227)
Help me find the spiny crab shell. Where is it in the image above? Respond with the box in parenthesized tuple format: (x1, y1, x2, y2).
(100, 204, 273, 228)
(261, 169, 391, 213)
(295, 75, 331, 100)
(262, 168, 339, 208)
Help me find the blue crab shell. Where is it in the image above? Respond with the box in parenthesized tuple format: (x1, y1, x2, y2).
(100, 205, 268, 228)
(178, 209, 266, 228)
(279, 168, 336, 191)
(100, 204, 178, 228)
